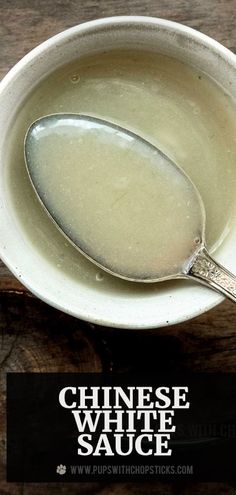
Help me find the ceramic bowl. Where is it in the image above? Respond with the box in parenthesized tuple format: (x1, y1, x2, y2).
(0, 16, 236, 328)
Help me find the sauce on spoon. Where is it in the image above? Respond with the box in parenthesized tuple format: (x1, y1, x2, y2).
(25, 114, 204, 281)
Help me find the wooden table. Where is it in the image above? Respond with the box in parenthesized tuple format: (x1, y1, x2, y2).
(1, 0, 236, 493)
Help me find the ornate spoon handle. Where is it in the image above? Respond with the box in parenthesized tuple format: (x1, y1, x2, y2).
(186, 246, 236, 302)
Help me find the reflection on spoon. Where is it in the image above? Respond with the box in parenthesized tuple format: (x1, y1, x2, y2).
(24, 114, 236, 302)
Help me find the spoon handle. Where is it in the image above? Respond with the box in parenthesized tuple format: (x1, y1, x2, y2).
(187, 246, 236, 302)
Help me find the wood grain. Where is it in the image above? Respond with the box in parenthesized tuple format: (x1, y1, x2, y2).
(1, 0, 236, 493)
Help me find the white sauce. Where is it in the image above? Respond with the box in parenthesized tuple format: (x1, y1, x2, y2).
(6, 50, 236, 293)
(25, 115, 203, 280)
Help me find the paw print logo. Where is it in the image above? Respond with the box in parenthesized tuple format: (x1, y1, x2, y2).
(56, 464, 66, 475)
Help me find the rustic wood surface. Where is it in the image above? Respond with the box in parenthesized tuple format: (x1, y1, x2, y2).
(1, 0, 236, 493)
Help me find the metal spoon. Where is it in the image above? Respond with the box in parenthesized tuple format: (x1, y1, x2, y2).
(24, 114, 236, 302)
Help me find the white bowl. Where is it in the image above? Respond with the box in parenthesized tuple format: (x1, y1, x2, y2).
(0, 16, 236, 329)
